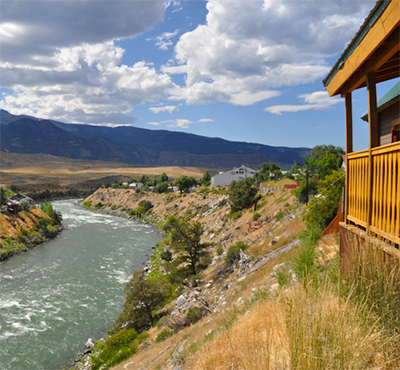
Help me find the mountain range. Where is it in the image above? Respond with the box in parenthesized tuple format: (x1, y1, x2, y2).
(0, 109, 310, 169)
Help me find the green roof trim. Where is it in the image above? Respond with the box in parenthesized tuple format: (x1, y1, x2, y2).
(361, 80, 400, 120)
(323, 0, 391, 88)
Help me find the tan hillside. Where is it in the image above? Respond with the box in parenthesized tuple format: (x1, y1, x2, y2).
(0, 207, 49, 241)
(0, 151, 217, 192)
(76, 187, 398, 370)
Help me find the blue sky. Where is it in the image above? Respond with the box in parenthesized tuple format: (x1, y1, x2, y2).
(1, 0, 397, 152)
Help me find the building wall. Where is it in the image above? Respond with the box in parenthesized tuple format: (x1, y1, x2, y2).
(211, 166, 256, 187)
(379, 103, 399, 145)
(260, 178, 297, 193)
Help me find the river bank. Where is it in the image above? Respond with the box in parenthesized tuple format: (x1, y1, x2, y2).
(0, 200, 162, 370)
(70, 187, 306, 370)
(74, 187, 398, 370)
(0, 206, 63, 261)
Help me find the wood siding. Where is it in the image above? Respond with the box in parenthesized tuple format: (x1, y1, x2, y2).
(379, 103, 400, 145)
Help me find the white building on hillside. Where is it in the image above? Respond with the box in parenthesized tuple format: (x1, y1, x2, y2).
(211, 165, 257, 187)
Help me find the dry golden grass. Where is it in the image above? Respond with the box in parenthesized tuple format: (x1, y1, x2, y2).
(0, 207, 48, 240)
(0, 151, 214, 188)
(187, 283, 399, 370)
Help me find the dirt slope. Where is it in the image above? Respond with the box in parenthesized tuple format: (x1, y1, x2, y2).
(78, 187, 306, 370)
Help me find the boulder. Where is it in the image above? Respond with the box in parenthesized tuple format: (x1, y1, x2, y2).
(176, 295, 187, 307)
(85, 338, 95, 348)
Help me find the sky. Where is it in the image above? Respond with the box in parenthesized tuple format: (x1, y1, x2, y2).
(1, 0, 398, 152)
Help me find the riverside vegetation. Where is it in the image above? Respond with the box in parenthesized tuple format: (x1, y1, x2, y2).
(0, 189, 63, 261)
(73, 165, 399, 369)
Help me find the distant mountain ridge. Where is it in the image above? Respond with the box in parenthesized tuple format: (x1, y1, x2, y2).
(0, 109, 311, 169)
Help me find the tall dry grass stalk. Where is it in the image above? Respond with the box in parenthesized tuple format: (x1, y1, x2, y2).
(189, 298, 290, 370)
(188, 283, 399, 370)
(346, 240, 400, 335)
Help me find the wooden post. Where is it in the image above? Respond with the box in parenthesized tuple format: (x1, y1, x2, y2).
(305, 168, 309, 204)
(344, 93, 353, 224)
(366, 72, 378, 235)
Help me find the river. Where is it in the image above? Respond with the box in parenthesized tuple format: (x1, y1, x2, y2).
(0, 199, 162, 370)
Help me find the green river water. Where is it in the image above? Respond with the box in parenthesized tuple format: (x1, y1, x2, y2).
(0, 199, 162, 370)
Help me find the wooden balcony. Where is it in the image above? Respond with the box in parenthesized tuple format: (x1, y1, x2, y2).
(346, 141, 400, 246)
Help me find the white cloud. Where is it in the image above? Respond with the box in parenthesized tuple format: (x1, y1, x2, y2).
(0, 0, 375, 124)
(264, 91, 342, 115)
(154, 30, 180, 51)
(1, 1, 167, 66)
(0, 43, 176, 125)
(198, 118, 214, 122)
(167, 119, 193, 128)
(149, 105, 178, 114)
(166, 0, 374, 105)
(147, 121, 161, 126)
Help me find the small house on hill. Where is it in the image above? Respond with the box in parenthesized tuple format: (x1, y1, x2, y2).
(323, 0, 400, 265)
(211, 165, 257, 188)
(260, 178, 298, 194)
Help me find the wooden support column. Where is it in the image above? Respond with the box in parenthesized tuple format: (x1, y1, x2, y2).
(366, 72, 378, 235)
(344, 93, 353, 224)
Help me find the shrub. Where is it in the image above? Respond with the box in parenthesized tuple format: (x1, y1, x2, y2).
(276, 266, 292, 287)
(91, 328, 139, 370)
(46, 225, 58, 236)
(216, 246, 224, 256)
(83, 200, 92, 208)
(160, 249, 172, 262)
(225, 241, 249, 266)
(17, 226, 29, 239)
(155, 329, 173, 343)
(252, 212, 261, 221)
(198, 252, 212, 271)
(225, 211, 242, 220)
(275, 211, 284, 221)
(291, 225, 322, 285)
(139, 200, 154, 213)
(19, 198, 33, 211)
(186, 306, 206, 324)
(228, 178, 258, 212)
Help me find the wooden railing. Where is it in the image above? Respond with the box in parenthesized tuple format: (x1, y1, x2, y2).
(347, 142, 400, 245)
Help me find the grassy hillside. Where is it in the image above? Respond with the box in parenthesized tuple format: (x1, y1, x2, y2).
(0, 206, 62, 261)
(74, 187, 399, 370)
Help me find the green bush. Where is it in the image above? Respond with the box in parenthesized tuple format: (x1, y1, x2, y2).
(186, 306, 206, 324)
(46, 225, 58, 236)
(139, 200, 154, 213)
(303, 169, 345, 229)
(228, 178, 258, 212)
(225, 241, 249, 266)
(252, 212, 261, 221)
(19, 198, 33, 211)
(17, 226, 29, 239)
(91, 328, 139, 370)
(216, 246, 224, 256)
(160, 249, 172, 262)
(225, 211, 242, 220)
(275, 211, 284, 221)
(198, 252, 212, 271)
(291, 225, 322, 285)
(155, 329, 173, 343)
(276, 266, 292, 287)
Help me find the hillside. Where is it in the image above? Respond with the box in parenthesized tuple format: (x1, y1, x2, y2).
(75, 187, 398, 370)
(0, 149, 212, 195)
(0, 206, 62, 261)
(0, 109, 311, 169)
